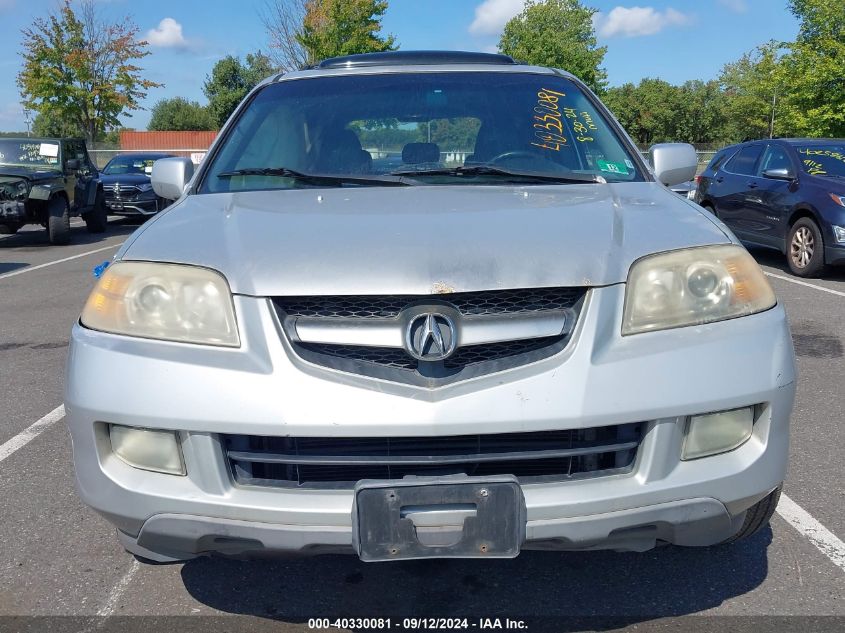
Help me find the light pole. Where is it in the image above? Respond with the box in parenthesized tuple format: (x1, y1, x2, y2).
(23, 108, 32, 137)
(769, 88, 777, 139)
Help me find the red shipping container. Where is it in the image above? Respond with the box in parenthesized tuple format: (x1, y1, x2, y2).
(120, 131, 218, 151)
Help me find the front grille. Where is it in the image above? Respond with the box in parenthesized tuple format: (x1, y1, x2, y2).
(223, 422, 644, 489)
(299, 343, 418, 370)
(444, 336, 560, 368)
(274, 287, 587, 386)
(104, 185, 142, 201)
(277, 287, 584, 320)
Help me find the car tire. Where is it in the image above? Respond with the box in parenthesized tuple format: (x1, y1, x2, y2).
(84, 188, 108, 233)
(787, 217, 825, 277)
(47, 196, 71, 245)
(721, 484, 782, 544)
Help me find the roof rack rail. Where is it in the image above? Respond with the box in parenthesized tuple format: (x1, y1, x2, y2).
(315, 51, 518, 70)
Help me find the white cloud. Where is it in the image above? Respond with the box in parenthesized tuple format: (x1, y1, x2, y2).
(145, 18, 188, 49)
(469, 0, 524, 35)
(717, 0, 748, 13)
(594, 6, 693, 38)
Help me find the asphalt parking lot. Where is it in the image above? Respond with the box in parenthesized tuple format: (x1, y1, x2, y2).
(0, 217, 843, 632)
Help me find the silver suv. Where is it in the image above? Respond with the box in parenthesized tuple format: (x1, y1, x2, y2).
(66, 51, 795, 563)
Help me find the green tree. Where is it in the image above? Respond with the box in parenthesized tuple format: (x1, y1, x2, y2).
(720, 42, 789, 140)
(674, 80, 730, 144)
(602, 82, 639, 136)
(32, 109, 84, 138)
(498, 0, 607, 94)
(604, 78, 681, 145)
(148, 97, 216, 131)
(203, 52, 275, 128)
(17, 0, 160, 143)
(297, 0, 396, 62)
(420, 118, 482, 151)
(780, 0, 845, 136)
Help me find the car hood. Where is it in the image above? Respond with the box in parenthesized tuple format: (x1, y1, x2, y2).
(100, 172, 150, 185)
(122, 182, 731, 296)
(0, 166, 61, 182)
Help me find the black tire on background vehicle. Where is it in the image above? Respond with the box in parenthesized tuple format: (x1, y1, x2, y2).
(47, 195, 71, 245)
(84, 188, 108, 233)
(787, 217, 825, 277)
(721, 484, 782, 544)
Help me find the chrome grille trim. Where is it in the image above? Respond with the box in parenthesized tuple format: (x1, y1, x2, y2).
(291, 309, 575, 348)
(273, 287, 587, 386)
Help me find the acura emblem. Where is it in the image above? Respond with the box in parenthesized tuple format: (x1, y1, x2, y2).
(404, 312, 457, 361)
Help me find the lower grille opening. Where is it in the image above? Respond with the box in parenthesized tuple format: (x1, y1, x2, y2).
(223, 422, 644, 489)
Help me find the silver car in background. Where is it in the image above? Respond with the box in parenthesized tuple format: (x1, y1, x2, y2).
(66, 51, 795, 563)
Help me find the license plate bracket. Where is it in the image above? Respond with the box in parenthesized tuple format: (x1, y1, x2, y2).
(352, 476, 525, 562)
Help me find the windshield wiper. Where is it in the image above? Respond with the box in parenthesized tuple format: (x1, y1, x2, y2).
(390, 164, 604, 184)
(216, 166, 412, 187)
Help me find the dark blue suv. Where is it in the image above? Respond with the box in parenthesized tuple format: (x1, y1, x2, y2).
(697, 138, 845, 277)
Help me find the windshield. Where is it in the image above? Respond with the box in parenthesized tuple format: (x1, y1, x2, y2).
(796, 145, 845, 177)
(0, 140, 61, 169)
(200, 72, 644, 193)
(103, 155, 165, 175)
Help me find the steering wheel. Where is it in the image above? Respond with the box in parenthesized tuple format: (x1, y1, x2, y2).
(487, 150, 543, 164)
(486, 150, 565, 171)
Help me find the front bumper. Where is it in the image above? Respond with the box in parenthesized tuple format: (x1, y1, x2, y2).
(65, 284, 796, 559)
(824, 243, 845, 266)
(104, 196, 161, 216)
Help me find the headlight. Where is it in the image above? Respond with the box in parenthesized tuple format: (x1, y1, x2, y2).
(81, 261, 240, 346)
(622, 245, 775, 335)
(830, 193, 845, 208)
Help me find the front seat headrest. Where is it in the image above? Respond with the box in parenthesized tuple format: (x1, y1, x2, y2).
(402, 142, 440, 164)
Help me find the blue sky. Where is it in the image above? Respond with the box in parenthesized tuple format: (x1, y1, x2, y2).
(0, 0, 798, 131)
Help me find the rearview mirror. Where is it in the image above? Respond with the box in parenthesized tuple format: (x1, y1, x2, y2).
(649, 143, 698, 187)
(65, 158, 80, 171)
(151, 157, 194, 200)
(762, 168, 795, 181)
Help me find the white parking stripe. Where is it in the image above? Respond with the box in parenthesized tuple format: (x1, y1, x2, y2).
(0, 404, 65, 463)
(765, 271, 845, 298)
(0, 244, 119, 281)
(97, 559, 140, 616)
(777, 494, 845, 573)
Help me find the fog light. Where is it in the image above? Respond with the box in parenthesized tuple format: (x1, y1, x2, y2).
(833, 225, 845, 244)
(682, 407, 754, 460)
(109, 425, 185, 475)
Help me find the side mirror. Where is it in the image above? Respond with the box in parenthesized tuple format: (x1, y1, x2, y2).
(65, 158, 80, 171)
(151, 157, 194, 200)
(649, 143, 698, 187)
(762, 168, 795, 181)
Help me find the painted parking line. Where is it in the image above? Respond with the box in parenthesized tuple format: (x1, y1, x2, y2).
(0, 404, 65, 463)
(777, 494, 845, 573)
(0, 243, 120, 281)
(764, 271, 845, 298)
(96, 559, 140, 616)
